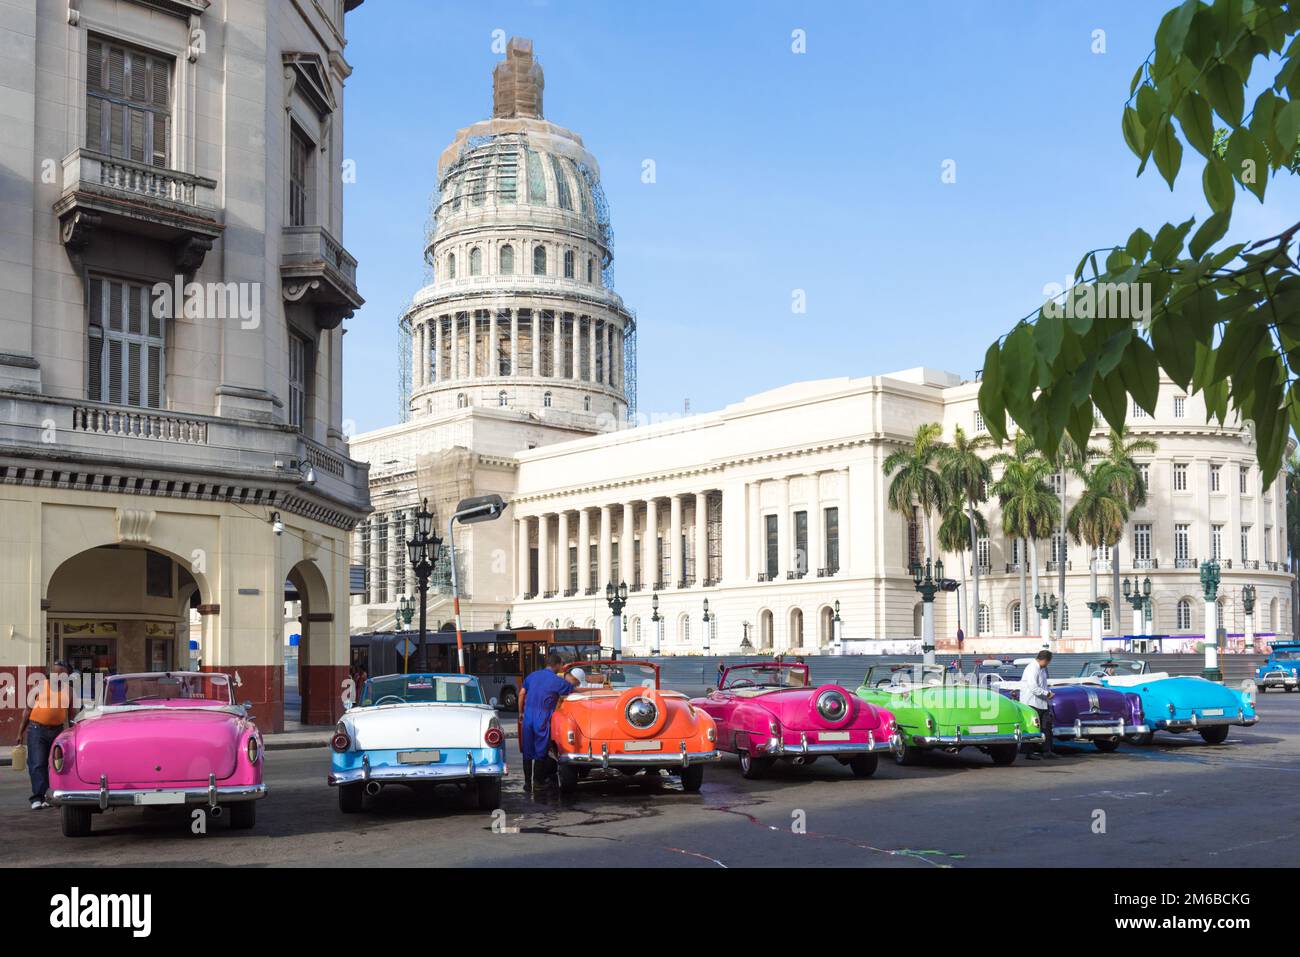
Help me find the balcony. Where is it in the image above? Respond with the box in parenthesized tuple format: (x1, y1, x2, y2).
(1133, 558, 1159, 570)
(786, 569, 806, 581)
(1241, 559, 1260, 570)
(281, 225, 364, 329)
(1174, 557, 1199, 569)
(974, 563, 991, 576)
(1004, 562, 1022, 574)
(54, 149, 223, 271)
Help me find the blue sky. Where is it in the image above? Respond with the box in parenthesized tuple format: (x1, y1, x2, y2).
(339, 0, 1299, 435)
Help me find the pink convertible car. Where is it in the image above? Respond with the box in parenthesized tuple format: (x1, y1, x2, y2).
(48, 672, 266, 837)
(692, 663, 900, 778)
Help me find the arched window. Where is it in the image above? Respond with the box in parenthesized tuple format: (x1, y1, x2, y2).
(912, 604, 923, 637)
(583, 395, 591, 411)
(563, 250, 575, 278)
(456, 392, 467, 409)
(680, 615, 691, 643)
(1176, 598, 1192, 630)
(977, 603, 991, 634)
(469, 247, 482, 276)
(497, 390, 508, 407)
(543, 391, 552, 408)
(499, 244, 514, 275)
(1010, 601, 1022, 634)
(447, 252, 456, 279)
(587, 257, 594, 283)
(533, 245, 547, 275)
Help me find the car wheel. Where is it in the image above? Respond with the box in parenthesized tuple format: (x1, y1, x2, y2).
(1257, 686, 1268, 694)
(848, 754, 878, 778)
(1199, 725, 1230, 745)
(988, 744, 1018, 766)
(476, 776, 502, 810)
(500, 687, 518, 710)
(738, 749, 771, 779)
(1093, 737, 1121, 753)
(557, 764, 579, 795)
(61, 805, 92, 838)
(228, 801, 256, 830)
(1125, 732, 1154, 746)
(680, 764, 705, 792)
(893, 740, 922, 766)
(338, 782, 363, 813)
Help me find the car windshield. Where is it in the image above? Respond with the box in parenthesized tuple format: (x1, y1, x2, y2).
(721, 665, 808, 690)
(864, 663, 949, 689)
(105, 674, 232, 706)
(1270, 650, 1300, 661)
(1078, 658, 1145, 677)
(361, 674, 483, 706)
(572, 662, 658, 689)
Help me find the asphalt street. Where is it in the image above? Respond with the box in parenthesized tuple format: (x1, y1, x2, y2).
(3, 693, 1298, 868)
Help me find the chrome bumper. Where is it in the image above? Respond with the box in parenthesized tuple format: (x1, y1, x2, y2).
(1160, 711, 1259, 731)
(329, 750, 505, 786)
(52, 773, 266, 810)
(759, 729, 902, 758)
(910, 723, 1044, 747)
(1055, 719, 1150, 740)
(556, 741, 721, 769)
(1258, 674, 1296, 687)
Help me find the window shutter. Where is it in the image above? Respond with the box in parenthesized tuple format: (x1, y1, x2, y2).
(87, 39, 103, 91)
(107, 46, 125, 96)
(127, 284, 142, 335)
(107, 339, 123, 404)
(108, 280, 123, 332)
(151, 114, 168, 167)
(86, 98, 104, 152)
(109, 102, 125, 158)
(147, 295, 162, 338)
(127, 341, 141, 407)
(87, 279, 104, 401)
(147, 344, 162, 408)
(128, 52, 147, 102)
(151, 58, 169, 108)
(129, 109, 145, 162)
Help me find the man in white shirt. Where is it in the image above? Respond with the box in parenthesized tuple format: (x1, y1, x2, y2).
(1019, 650, 1057, 760)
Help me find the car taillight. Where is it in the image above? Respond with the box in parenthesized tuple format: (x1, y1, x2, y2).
(768, 717, 780, 737)
(51, 743, 64, 773)
(331, 728, 350, 752)
(247, 737, 260, 763)
(485, 725, 504, 748)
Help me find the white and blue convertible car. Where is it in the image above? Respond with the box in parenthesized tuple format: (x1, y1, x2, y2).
(329, 673, 506, 813)
(1070, 659, 1258, 745)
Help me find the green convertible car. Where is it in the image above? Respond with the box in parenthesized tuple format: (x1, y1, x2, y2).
(854, 662, 1044, 766)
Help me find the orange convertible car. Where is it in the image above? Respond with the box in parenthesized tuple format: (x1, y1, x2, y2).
(546, 660, 720, 794)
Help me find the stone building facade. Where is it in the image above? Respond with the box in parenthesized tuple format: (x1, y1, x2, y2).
(1, 0, 368, 733)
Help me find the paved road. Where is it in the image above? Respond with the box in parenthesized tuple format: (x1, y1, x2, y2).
(4, 694, 1297, 867)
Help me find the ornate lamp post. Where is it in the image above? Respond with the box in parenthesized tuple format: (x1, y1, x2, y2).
(1122, 577, 1144, 639)
(605, 580, 629, 659)
(1034, 592, 1058, 649)
(912, 558, 943, 664)
(831, 599, 843, 656)
(1201, 560, 1223, 681)
(396, 594, 415, 673)
(650, 591, 663, 655)
(702, 597, 712, 655)
(406, 498, 440, 671)
(504, 606, 512, 630)
(1242, 584, 1257, 651)
(1140, 576, 1153, 637)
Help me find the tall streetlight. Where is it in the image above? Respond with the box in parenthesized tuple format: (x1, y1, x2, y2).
(605, 581, 629, 659)
(1201, 560, 1222, 681)
(406, 498, 440, 671)
(1121, 576, 1150, 640)
(1034, 592, 1058, 649)
(1242, 584, 1257, 651)
(650, 591, 662, 655)
(446, 494, 508, 674)
(832, 599, 843, 656)
(702, 597, 712, 655)
(397, 595, 415, 673)
(912, 559, 943, 664)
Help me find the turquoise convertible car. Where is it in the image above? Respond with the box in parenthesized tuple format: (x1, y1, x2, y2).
(1071, 659, 1258, 745)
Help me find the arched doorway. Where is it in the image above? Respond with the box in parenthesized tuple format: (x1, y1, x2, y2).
(787, 607, 804, 651)
(913, 603, 924, 637)
(758, 609, 774, 650)
(287, 559, 338, 727)
(819, 605, 834, 647)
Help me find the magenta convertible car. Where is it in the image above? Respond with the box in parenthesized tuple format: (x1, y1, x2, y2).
(48, 672, 266, 837)
(691, 663, 900, 779)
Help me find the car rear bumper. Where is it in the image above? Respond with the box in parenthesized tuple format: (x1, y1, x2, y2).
(1158, 713, 1258, 731)
(1054, 720, 1150, 740)
(910, 727, 1044, 747)
(52, 774, 265, 810)
(1257, 673, 1297, 688)
(329, 749, 505, 786)
(758, 730, 902, 758)
(556, 742, 720, 769)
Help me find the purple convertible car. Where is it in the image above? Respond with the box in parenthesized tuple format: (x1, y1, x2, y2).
(980, 661, 1149, 752)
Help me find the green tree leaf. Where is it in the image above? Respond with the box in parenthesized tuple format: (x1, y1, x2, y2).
(1190, 208, 1231, 259)
(1176, 90, 1216, 157)
(1201, 154, 1236, 211)
(1201, 63, 1245, 126)
(1153, 118, 1184, 188)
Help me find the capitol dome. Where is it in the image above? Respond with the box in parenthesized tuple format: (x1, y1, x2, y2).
(402, 38, 636, 430)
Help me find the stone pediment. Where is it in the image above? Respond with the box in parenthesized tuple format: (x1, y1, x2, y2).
(283, 53, 336, 117)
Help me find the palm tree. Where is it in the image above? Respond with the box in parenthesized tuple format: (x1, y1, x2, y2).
(1047, 433, 1100, 641)
(1099, 426, 1158, 627)
(937, 426, 994, 638)
(1068, 461, 1131, 636)
(991, 433, 1057, 636)
(883, 422, 948, 563)
(939, 498, 988, 638)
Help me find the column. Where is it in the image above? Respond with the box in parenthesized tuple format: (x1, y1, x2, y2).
(509, 310, 518, 376)
(517, 519, 530, 599)
(806, 472, 821, 576)
(578, 508, 591, 594)
(552, 312, 563, 379)
(670, 494, 683, 587)
(620, 502, 635, 586)
(598, 505, 613, 588)
(572, 315, 582, 381)
(840, 467, 853, 574)
(557, 511, 570, 595)
(695, 491, 709, 585)
(434, 316, 443, 383)
(451, 314, 460, 380)
(413, 323, 423, 388)
(422, 321, 431, 386)
(537, 513, 550, 597)
(530, 310, 540, 378)
(643, 498, 658, 588)
(777, 478, 790, 578)
(488, 311, 497, 377)
(589, 319, 599, 383)
(749, 482, 762, 579)
(468, 311, 477, 378)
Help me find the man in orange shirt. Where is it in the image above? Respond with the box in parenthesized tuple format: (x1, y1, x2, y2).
(14, 661, 74, 810)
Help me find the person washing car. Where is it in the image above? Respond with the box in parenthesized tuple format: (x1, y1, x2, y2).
(518, 652, 581, 790)
(1020, 650, 1057, 760)
(14, 661, 75, 809)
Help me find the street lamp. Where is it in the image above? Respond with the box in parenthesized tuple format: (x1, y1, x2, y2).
(446, 494, 508, 674)
(1122, 576, 1146, 640)
(912, 558, 943, 664)
(702, 597, 712, 655)
(1200, 560, 1223, 680)
(1242, 584, 1257, 650)
(831, 599, 843, 655)
(504, 606, 512, 631)
(396, 595, 415, 673)
(407, 497, 441, 671)
(1033, 592, 1059, 649)
(650, 591, 662, 655)
(605, 580, 629, 659)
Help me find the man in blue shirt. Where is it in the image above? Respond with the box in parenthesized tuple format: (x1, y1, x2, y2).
(520, 652, 580, 789)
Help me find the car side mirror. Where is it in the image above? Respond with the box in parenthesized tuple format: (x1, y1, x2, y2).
(489, 696, 499, 708)
(343, 700, 352, 711)
(242, 700, 253, 713)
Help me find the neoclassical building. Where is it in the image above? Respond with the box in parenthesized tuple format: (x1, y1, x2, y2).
(349, 38, 1293, 656)
(1, 0, 368, 733)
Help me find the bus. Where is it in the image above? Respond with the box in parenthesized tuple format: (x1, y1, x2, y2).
(349, 627, 601, 710)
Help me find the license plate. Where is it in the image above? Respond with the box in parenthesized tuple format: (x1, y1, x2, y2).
(134, 792, 184, 806)
(818, 731, 851, 742)
(1202, 709, 1223, 717)
(968, 725, 999, 734)
(624, 740, 662, 752)
(397, 751, 440, 764)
